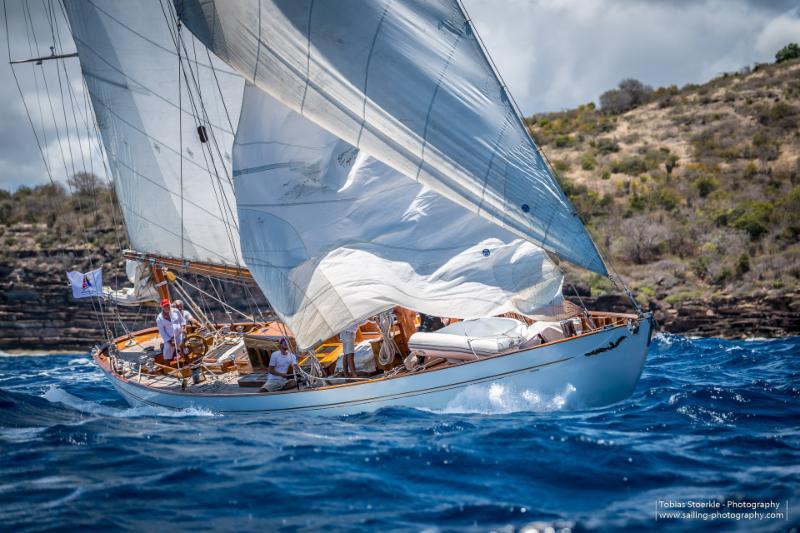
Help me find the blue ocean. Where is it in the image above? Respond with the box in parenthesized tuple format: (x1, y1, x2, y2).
(1, 334, 798, 532)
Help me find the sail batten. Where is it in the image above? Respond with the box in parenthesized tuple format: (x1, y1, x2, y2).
(64, 0, 245, 268)
(175, 0, 607, 274)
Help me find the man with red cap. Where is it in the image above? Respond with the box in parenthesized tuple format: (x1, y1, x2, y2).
(156, 298, 183, 363)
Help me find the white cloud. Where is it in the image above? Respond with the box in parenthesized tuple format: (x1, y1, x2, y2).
(755, 12, 800, 57)
(462, 0, 800, 113)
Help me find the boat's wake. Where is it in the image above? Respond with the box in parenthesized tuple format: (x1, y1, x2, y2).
(42, 385, 218, 419)
(440, 382, 577, 414)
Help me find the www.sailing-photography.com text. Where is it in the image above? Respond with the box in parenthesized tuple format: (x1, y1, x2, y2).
(655, 499, 788, 523)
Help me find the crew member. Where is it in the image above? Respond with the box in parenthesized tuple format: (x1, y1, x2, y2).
(172, 299, 200, 328)
(156, 298, 183, 362)
(340, 321, 359, 378)
(260, 338, 299, 392)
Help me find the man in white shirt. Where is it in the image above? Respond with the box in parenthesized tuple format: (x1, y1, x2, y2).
(260, 338, 299, 392)
(156, 298, 183, 362)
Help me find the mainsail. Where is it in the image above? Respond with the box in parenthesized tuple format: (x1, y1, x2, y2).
(235, 84, 564, 348)
(175, 0, 608, 275)
(63, 0, 244, 267)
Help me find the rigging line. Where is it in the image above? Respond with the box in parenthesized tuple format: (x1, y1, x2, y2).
(174, 274, 253, 321)
(455, 0, 605, 266)
(4, 5, 55, 187)
(157, 2, 238, 224)
(162, 3, 238, 199)
(51, 0, 122, 338)
(19, 3, 54, 175)
(6, 38, 108, 331)
(178, 15, 184, 261)
(78, 74, 130, 254)
(10, 0, 111, 339)
(167, 30, 244, 259)
(192, 273, 214, 323)
(68, 37, 235, 135)
(161, 3, 244, 269)
(205, 46, 235, 134)
(82, 0, 239, 77)
(53, 0, 112, 335)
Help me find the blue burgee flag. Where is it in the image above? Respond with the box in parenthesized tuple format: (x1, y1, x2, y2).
(67, 268, 103, 299)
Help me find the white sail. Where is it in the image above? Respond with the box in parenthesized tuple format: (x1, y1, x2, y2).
(235, 84, 564, 348)
(63, 0, 244, 266)
(175, 0, 607, 274)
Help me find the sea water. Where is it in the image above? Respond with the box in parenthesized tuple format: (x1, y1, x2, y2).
(0, 334, 798, 531)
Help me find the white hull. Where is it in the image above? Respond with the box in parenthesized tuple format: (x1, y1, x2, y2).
(99, 318, 652, 415)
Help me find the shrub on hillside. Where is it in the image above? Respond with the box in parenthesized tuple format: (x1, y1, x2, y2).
(775, 42, 800, 63)
(649, 187, 681, 211)
(612, 214, 669, 264)
(594, 137, 620, 154)
(719, 201, 775, 240)
(580, 152, 596, 171)
(553, 159, 570, 173)
(693, 175, 720, 198)
(600, 78, 653, 114)
(554, 135, 575, 148)
(756, 101, 798, 130)
(610, 156, 650, 176)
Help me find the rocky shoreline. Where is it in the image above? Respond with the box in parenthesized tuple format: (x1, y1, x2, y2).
(2, 245, 798, 353)
(570, 291, 800, 339)
(0, 247, 269, 353)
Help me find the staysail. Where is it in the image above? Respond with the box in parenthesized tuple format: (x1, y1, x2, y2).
(175, 0, 608, 275)
(63, 0, 245, 267)
(235, 84, 564, 348)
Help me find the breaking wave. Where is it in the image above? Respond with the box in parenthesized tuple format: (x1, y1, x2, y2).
(42, 385, 217, 418)
(441, 382, 577, 414)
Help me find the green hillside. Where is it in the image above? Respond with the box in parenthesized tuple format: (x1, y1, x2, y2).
(527, 58, 800, 308)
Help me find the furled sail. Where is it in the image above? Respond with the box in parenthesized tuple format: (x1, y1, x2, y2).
(103, 260, 159, 306)
(175, 0, 607, 275)
(63, 0, 244, 267)
(235, 84, 564, 348)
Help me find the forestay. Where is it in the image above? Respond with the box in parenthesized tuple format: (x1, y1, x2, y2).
(64, 0, 245, 266)
(175, 0, 608, 274)
(235, 84, 564, 348)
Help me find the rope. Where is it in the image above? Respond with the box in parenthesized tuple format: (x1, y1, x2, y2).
(173, 274, 254, 321)
(376, 311, 399, 366)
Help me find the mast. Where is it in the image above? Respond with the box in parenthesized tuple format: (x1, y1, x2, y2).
(149, 263, 171, 302)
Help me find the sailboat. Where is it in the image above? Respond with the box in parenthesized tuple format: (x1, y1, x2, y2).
(14, 0, 652, 414)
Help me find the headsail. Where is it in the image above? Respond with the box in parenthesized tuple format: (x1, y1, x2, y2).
(63, 0, 245, 267)
(176, 0, 608, 274)
(235, 84, 564, 348)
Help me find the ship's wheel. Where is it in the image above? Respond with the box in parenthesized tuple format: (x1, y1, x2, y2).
(183, 333, 208, 357)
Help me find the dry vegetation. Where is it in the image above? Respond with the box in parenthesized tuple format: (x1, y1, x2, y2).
(0, 172, 125, 254)
(527, 58, 800, 306)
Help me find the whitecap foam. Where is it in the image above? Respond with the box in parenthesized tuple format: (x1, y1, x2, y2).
(439, 382, 577, 415)
(0, 350, 87, 357)
(42, 385, 218, 418)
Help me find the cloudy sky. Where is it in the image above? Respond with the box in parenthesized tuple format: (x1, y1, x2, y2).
(0, 0, 798, 190)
